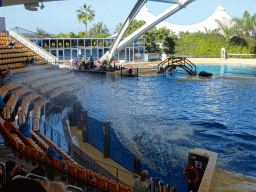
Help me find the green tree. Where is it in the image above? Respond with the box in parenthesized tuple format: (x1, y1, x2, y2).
(88, 22, 109, 37)
(215, 19, 237, 44)
(36, 27, 46, 35)
(114, 22, 123, 34)
(114, 19, 146, 37)
(77, 4, 95, 37)
(233, 11, 256, 52)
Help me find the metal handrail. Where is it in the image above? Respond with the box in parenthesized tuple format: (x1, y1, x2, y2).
(6, 29, 58, 66)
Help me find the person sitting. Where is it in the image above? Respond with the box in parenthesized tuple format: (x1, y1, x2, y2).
(30, 167, 46, 180)
(157, 67, 164, 73)
(1, 177, 47, 192)
(46, 145, 63, 161)
(18, 122, 32, 138)
(10, 165, 28, 178)
(128, 68, 133, 75)
(5, 160, 16, 183)
(37, 179, 68, 192)
(134, 170, 150, 192)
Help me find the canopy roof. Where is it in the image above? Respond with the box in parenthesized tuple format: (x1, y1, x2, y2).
(135, 5, 232, 34)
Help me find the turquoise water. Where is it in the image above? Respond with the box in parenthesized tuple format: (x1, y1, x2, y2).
(78, 63, 256, 189)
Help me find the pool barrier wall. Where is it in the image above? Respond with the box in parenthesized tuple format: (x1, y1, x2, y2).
(188, 148, 218, 192)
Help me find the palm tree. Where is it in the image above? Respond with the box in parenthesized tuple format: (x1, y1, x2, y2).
(114, 23, 123, 34)
(36, 27, 46, 35)
(233, 11, 256, 52)
(215, 19, 236, 44)
(77, 4, 95, 37)
(88, 22, 109, 36)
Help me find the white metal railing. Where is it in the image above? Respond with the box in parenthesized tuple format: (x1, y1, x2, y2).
(7, 29, 59, 66)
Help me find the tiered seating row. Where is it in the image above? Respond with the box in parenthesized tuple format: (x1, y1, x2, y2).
(23, 70, 68, 84)
(49, 84, 82, 99)
(18, 93, 39, 124)
(3, 87, 30, 119)
(34, 130, 132, 192)
(0, 48, 30, 54)
(31, 74, 73, 88)
(0, 52, 35, 59)
(11, 64, 53, 74)
(32, 98, 49, 131)
(41, 80, 79, 93)
(0, 81, 21, 98)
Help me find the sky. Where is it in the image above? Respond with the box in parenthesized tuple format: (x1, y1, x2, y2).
(0, 0, 256, 35)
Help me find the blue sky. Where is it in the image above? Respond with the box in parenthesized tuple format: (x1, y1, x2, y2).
(0, 0, 255, 35)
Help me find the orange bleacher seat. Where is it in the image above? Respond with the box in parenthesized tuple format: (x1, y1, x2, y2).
(86, 170, 96, 185)
(52, 158, 61, 170)
(24, 145, 31, 162)
(60, 161, 68, 181)
(68, 164, 77, 177)
(31, 148, 38, 166)
(107, 180, 119, 192)
(119, 184, 132, 192)
(77, 167, 87, 181)
(96, 174, 108, 190)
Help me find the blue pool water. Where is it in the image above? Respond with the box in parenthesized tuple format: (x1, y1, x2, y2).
(78, 63, 256, 190)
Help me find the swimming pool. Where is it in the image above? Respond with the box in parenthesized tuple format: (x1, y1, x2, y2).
(78, 63, 256, 190)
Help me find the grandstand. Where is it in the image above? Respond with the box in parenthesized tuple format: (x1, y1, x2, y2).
(0, 1, 219, 191)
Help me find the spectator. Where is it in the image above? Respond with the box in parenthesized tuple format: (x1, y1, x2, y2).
(1, 178, 47, 192)
(10, 165, 28, 178)
(30, 167, 46, 180)
(5, 160, 16, 183)
(0, 95, 4, 117)
(134, 171, 150, 192)
(37, 180, 68, 192)
(46, 145, 63, 161)
(18, 122, 32, 138)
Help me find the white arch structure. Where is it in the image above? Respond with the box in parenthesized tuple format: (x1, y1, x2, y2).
(99, 0, 195, 63)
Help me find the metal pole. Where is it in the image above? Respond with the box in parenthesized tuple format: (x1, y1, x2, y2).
(137, 67, 138, 77)
(51, 127, 53, 141)
(116, 168, 119, 183)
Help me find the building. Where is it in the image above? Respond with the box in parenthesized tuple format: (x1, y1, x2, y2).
(31, 38, 145, 62)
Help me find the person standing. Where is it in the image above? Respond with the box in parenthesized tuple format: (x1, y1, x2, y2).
(134, 170, 150, 192)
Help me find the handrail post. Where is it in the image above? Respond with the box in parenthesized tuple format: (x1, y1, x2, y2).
(116, 168, 119, 183)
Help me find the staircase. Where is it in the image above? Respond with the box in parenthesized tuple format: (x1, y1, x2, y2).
(158, 57, 197, 75)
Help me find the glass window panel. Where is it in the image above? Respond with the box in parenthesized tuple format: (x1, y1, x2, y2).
(86, 49, 91, 60)
(92, 39, 98, 47)
(80, 49, 85, 61)
(64, 49, 71, 60)
(98, 39, 103, 48)
(139, 47, 144, 61)
(92, 48, 97, 60)
(50, 40, 57, 48)
(51, 50, 57, 56)
(104, 48, 109, 54)
(72, 49, 77, 58)
(78, 39, 84, 47)
(99, 49, 103, 58)
(134, 47, 139, 61)
(42, 40, 49, 49)
(58, 39, 63, 48)
(59, 50, 63, 60)
(71, 39, 77, 48)
(104, 39, 113, 47)
(118, 49, 125, 60)
(64, 39, 70, 48)
(85, 39, 91, 47)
